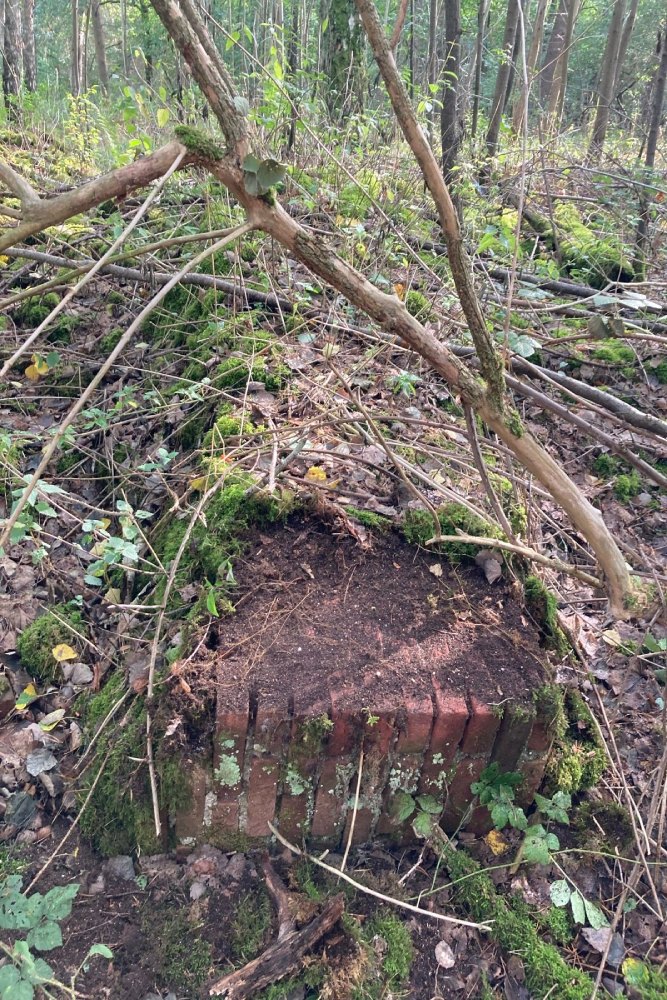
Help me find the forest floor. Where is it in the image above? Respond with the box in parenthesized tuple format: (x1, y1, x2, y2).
(1, 128, 666, 998)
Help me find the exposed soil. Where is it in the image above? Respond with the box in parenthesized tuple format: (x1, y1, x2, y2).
(206, 515, 548, 716)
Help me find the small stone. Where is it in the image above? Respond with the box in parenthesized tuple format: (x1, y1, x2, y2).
(225, 853, 247, 880)
(105, 855, 136, 881)
(69, 663, 94, 685)
(189, 880, 207, 901)
(88, 875, 106, 895)
(435, 940, 456, 969)
(26, 749, 57, 776)
(16, 829, 37, 845)
(35, 825, 52, 842)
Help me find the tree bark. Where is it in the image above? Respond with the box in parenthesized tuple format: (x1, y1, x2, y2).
(613, 0, 640, 101)
(71, 0, 81, 95)
(644, 20, 667, 168)
(440, 0, 461, 188)
(512, 0, 551, 132)
(91, 0, 109, 94)
(548, 0, 579, 125)
(484, 0, 520, 163)
(21, 0, 35, 91)
(470, 0, 489, 138)
(588, 0, 626, 159)
(2, 0, 23, 103)
(539, 0, 567, 111)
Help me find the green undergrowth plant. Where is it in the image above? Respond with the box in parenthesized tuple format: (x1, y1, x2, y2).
(0, 875, 112, 998)
(17, 602, 85, 683)
(402, 502, 501, 562)
(144, 904, 212, 997)
(546, 690, 606, 794)
(523, 576, 569, 656)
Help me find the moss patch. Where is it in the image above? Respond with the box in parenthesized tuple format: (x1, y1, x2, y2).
(524, 576, 569, 656)
(402, 502, 501, 563)
(546, 690, 606, 794)
(17, 603, 86, 683)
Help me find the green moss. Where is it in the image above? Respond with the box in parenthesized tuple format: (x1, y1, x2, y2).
(403, 502, 500, 563)
(506, 408, 524, 438)
(17, 603, 85, 683)
(100, 327, 124, 353)
(438, 841, 595, 1000)
(573, 800, 633, 853)
(229, 888, 272, 962)
(613, 471, 641, 503)
(344, 506, 392, 531)
(541, 906, 574, 946)
(145, 906, 212, 996)
(592, 339, 635, 365)
(14, 293, 60, 326)
(592, 453, 618, 478)
(202, 404, 255, 449)
(174, 124, 223, 160)
(554, 203, 635, 287)
(404, 289, 432, 321)
(524, 576, 569, 656)
(654, 361, 667, 384)
(363, 911, 413, 989)
(546, 690, 606, 794)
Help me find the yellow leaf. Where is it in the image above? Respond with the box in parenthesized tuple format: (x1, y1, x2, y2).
(0, 255, 9, 266)
(485, 829, 509, 856)
(305, 466, 327, 482)
(52, 643, 77, 662)
(394, 283, 405, 300)
(25, 364, 41, 381)
(39, 709, 66, 731)
(15, 683, 39, 711)
(105, 587, 122, 604)
(31, 354, 49, 375)
(189, 476, 207, 491)
(100, 518, 111, 530)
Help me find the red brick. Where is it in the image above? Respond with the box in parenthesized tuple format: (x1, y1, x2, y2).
(461, 698, 502, 757)
(491, 703, 536, 770)
(441, 757, 486, 832)
(175, 763, 208, 841)
(311, 757, 353, 842)
(244, 758, 279, 837)
(327, 686, 363, 756)
(396, 690, 434, 754)
(210, 798, 240, 832)
(516, 755, 548, 807)
(342, 805, 374, 845)
(430, 682, 468, 762)
(277, 792, 311, 843)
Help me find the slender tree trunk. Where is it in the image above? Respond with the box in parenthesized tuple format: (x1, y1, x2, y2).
(613, 0, 639, 99)
(408, 0, 415, 100)
(21, 0, 35, 91)
(539, 0, 567, 111)
(440, 0, 461, 189)
(426, 0, 437, 135)
(2, 0, 23, 104)
(549, 0, 579, 125)
(588, 0, 626, 159)
(91, 0, 109, 94)
(121, 0, 129, 79)
(635, 20, 667, 272)
(285, 0, 299, 152)
(484, 0, 520, 163)
(512, 0, 550, 132)
(71, 0, 81, 95)
(470, 0, 489, 138)
(502, 3, 523, 115)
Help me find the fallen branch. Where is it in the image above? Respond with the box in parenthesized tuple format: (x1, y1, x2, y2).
(208, 858, 344, 998)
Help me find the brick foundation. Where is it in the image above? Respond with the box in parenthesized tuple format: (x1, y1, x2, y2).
(185, 672, 558, 848)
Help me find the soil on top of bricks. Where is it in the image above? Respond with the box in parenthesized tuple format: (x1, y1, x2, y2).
(204, 515, 548, 714)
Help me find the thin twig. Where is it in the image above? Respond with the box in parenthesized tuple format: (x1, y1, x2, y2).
(340, 748, 364, 874)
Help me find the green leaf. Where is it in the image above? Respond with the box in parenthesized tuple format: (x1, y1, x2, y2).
(28, 920, 62, 951)
(86, 943, 113, 960)
(156, 107, 170, 127)
(584, 898, 609, 929)
(256, 158, 286, 192)
(84, 574, 103, 587)
(490, 804, 509, 829)
(391, 791, 416, 823)
(412, 811, 435, 838)
(550, 879, 572, 907)
(1, 970, 34, 1000)
(42, 883, 78, 921)
(0, 966, 22, 990)
(242, 154, 260, 173)
(570, 890, 586, 925)
(415, 794, 441, 815)
(244, 172, 259, 196)
(206, 588, 219, 617)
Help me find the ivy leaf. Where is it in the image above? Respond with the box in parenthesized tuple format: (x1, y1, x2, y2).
(412, 811, 435, 838)
(570, 890, 586, 925)
(550, 879, 572, 907)
(256, 158, 286, 191)
(584, 898, 609, 930)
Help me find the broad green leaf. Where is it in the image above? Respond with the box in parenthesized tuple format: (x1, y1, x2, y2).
(244, 172, 259, 196)
(156, 107, 170, 127)
(28, 919, 62, 951)
(416, 794, 441, 815)
(86, 943, 113, 960)
(42, 883, 79, 921)
(242, 154, 260, 173)
(412, 811, 435, 838)
(206, 588, 219, 617)
(391, 791, 416, 823)
(622, 957, 649, 986)
(256, 158, 286, 192)
(550, 879, 571, 907)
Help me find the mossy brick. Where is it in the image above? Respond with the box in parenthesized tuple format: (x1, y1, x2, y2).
(277, 786, 313, 842)
(442, 757, 487, 831)
(311, 756, 353, 843)
(342, 805, 375, 845)
(429, 682, 468, 762)
(516, 754, 549, 808)
(491, 702, 536, 771)
(527, 715, 555, 754)
(327, 685, 364, 756)
(460, 697, 502, 757)
(244, 758, 280, 837)
(175, 763, 208, 841)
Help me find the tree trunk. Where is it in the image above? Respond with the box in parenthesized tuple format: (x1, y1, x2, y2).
(588, 0, 626, 159)
(470, 0, 489, 138)
(484, 0, 521, 162)
(645, 21, 667, 168)
(501, 3, 523, 115)
(539, 0, 567, 111)
(440, 0, 461, 188)
(512, 0, 551, 132)
(2, 0, 23, 104)
(613, 0, 640, 100)
(121, 0, 129, 79)
(321, 0, 365, 118)
(548, 0, 579, 125)
(91, 0, 109, 94)
(284, 0, 299, 152)
(21, 0, 35, 91)
(71, 0, 81, 95)
(426, 0, 437, 135)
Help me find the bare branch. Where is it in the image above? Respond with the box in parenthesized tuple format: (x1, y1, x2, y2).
(0, 157, 41, 213)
